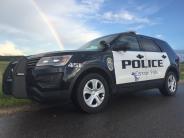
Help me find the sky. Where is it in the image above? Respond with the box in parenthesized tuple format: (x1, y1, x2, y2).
(0, 0, 183, 56)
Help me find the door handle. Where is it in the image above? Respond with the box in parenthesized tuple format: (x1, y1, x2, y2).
(137, 54, 144, 59)
(162, 55, 167, 59)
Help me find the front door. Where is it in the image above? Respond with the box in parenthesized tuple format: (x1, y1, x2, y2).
(112, 35, 147, 84)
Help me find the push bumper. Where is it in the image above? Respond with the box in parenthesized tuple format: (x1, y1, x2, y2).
(2, 57, 72, 101)
(3, 57, 28, 98)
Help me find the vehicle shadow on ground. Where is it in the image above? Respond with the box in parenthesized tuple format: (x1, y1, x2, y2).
(36, 88, 174, 115)
(22, 88, 175, 119)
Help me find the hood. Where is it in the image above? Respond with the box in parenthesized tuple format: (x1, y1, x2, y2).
(27, 50, 100, 59)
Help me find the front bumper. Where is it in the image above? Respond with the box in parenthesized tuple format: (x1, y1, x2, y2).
(2, 57, 72, 101)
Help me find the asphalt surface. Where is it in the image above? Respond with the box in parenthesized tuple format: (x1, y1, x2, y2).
(0, 85, 184, 138)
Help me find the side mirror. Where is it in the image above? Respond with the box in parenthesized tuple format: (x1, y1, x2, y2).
(112, 42, 129, 51)
(99, 40, 109, 50)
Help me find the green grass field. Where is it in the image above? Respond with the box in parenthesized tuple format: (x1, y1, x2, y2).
(0, 61, 31, 107)
(0, 61, 184, 107)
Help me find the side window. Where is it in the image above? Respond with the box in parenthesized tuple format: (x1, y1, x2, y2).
(79, 34, 118, 51)
(114, 35, 140, 51)
(141, 38, 161, 52)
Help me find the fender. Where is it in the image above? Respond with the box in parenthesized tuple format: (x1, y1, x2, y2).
(165, 64, 180, 81)
(68, 62, 116, 94)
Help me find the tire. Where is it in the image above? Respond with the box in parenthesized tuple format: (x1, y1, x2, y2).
(73, 73, 110, 113)
(159, 71, 178, 96)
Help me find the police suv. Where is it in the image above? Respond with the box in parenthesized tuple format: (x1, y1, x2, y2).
(3, 32, 180, 113)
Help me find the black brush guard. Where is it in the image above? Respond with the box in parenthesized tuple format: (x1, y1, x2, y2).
(2, 57, 28, 98)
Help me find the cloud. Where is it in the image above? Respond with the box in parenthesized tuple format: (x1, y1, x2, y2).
(155, 34, 164, 39)
(38, 0, 104, 17)
(0, 0, 161, 55)
(0, 0, 103, 53)
(101, 11, 150, 24)
(0, 41, 24, 56)
(48, 16, 101, 49)
(34, 0, 103, 48)
(98, 1, 161, 29)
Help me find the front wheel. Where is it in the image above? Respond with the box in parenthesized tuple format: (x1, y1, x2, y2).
(74, 73, 110, 113)
(160, 72, 178, 96)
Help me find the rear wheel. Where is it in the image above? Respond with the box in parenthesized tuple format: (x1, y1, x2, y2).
(160, 72, 178, 96)
(73, 73, 110, 113)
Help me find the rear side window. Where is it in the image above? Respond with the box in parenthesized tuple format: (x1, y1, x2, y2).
(141, 38, 161, 52)
(155, 40, 177, 57)
(114, 35, 140, 51)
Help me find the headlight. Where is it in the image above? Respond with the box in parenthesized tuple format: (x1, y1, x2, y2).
(36, 55, 72, 67)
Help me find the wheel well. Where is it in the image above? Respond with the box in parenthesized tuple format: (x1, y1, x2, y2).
(71, 68, 113, 95)
(166, 67, 179, 81)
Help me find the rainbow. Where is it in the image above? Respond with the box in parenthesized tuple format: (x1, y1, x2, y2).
(31, 0, 64, 50)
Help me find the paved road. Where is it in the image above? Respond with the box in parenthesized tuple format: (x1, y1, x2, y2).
(0, 85, 184, 138)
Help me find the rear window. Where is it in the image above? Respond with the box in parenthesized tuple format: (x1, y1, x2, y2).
(141, 38, 161, 52)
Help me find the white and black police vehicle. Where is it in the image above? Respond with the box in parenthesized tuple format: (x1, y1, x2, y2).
(3, 32, 180, 113)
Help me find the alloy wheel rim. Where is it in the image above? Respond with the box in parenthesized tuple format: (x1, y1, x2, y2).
(83, 79, 105, 108)
(168, 74, 177, 93)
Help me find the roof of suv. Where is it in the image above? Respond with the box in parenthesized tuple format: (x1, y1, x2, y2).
(118, 31, 165, 42)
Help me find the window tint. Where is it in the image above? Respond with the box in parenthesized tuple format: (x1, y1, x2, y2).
(141, 38, 161, 52)
(114, 35, 140, 51)
(79, 34, 118, 51)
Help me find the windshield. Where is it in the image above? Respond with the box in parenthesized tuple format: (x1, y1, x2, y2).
(78, 34, 118, 51)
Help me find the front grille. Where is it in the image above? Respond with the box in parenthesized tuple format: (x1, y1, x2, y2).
(27, 57, 41, 88)
(27, 57, 41, 69)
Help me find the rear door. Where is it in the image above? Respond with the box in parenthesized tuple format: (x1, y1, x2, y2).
(139, 37, 170, 80)
(112, 34, 147, 84)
